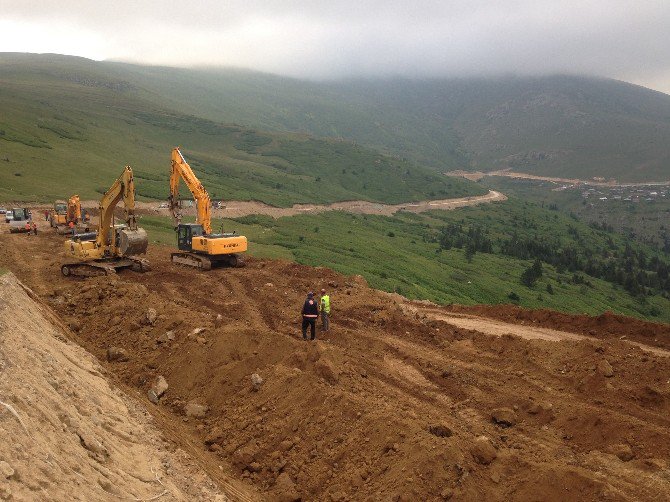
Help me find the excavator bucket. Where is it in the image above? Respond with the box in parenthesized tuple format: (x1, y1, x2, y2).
(118, 228, 148, 256)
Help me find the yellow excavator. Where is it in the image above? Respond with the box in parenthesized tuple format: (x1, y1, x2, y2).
(61, 166, 150, 277)
(49, 201, 68, 229)
(53, 195, 90, 234)
(168, 147, 247, 270)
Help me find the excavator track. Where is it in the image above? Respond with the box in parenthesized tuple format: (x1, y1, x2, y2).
(61, 257, 150, 278)
(171, 252, 212, 271)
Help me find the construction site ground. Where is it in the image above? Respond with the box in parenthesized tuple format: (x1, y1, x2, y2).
(2, 220, 670, 501)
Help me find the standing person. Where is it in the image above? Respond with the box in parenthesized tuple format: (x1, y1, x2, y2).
(301, 291, 319, 341)
(31, 221, 37, 235)
(320, 288, 330, 332)
(68, 220, 75, 235)
(44, 210, 49, 221)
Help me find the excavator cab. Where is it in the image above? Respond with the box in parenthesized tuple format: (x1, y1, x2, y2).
(177, 223, 204, 251)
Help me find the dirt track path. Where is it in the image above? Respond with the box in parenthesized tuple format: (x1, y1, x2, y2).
(126, 190, 506, 218)
(409, 305, 670, 357)
(446, 170, 670, 187)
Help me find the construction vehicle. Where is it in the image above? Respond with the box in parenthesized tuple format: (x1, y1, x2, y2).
(51, 196, 90, 234)
(168, 147, 247, 270)
(49, 201, 68, 229)
(61, 166, 150, 277)
(8, 208, 32, 233)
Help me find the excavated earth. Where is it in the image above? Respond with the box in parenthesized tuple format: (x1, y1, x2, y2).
(2, 222, 670, 501)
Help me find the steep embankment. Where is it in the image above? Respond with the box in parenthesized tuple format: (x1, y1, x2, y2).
(2, 227, 670, 500)
(0, 272, 246, 501)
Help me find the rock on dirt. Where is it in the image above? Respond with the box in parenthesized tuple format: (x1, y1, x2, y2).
(491, 407, 517, 427)
(0, 462, 14, 480)
(144, 308, 158, 326)
(157, 330, 175, 343)
(214, 314, 224, 328)
(251, 373, 264, 391)
(188, 327, 206, 338)
(106, 346, 129, 362)
(607, 443, 635, 462)
(185, 401, 209, 418)
(148, 375, 168, 403)
(273, 472, 300, 502)
(598, 359, 614, 377)
(428, 424, 454, 438)
(471, 436, 497, 465)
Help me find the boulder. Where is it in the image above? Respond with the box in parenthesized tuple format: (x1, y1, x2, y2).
(185, 401, 209, 418)
(428, 424, 454, 438)
(148, 376, 168, 403)
(214, 314, 224, 328)
(251, 373, 263, 391)
(598, 359, 614, 378)
(471, 436, 497, 465)
(0, 462, 14, 479)
(106, 346, 129, 362)
(491, 407, 517, 427)
(144, 308, 158, 326)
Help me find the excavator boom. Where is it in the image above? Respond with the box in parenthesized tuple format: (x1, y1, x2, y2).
(169, 148, 212, 235)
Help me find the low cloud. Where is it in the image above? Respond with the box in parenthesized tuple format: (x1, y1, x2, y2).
(1, 0, 669, 92)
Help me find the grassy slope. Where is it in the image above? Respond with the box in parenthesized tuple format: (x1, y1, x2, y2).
(0, 54, 482, 205)
(4, 54, 670, 182)
(140, 199, 670, 323)
(117, 66, 670, 181)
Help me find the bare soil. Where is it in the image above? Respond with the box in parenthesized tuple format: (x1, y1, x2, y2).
(2, 222, 670, 501)
(0, 273, 239, 501)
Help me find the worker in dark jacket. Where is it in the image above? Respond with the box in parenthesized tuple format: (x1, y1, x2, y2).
(301, 292, 319, 340)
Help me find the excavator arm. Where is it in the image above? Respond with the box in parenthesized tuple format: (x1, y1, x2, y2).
(96, 166, 138, 249)
(169, 147, 213, 235)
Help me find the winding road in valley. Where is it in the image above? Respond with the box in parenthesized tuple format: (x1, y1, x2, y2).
(132, 189, 507, 218)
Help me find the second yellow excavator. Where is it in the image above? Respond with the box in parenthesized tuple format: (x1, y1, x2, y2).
(61, 166, 150, 277)
(53, 195, 90, 234)
(168, 147, 247, 270)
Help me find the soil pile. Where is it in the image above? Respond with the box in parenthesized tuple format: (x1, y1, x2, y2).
(2, 228, 670, 500)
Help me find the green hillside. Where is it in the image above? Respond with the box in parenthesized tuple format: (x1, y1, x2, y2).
(3, 53, 670, 182)
(140, 198, 670, 323)
(0, 54, 481, 204)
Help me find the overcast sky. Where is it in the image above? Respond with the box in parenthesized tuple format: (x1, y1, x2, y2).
(1, 0, 669, 93)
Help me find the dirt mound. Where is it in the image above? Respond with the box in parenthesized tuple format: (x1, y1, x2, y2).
(0, 273, 237, 501)
(444, 303, 670, 350)
(3, 228, 670, 500)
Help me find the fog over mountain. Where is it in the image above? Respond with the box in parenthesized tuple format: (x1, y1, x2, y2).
(1, 0, 669, 93)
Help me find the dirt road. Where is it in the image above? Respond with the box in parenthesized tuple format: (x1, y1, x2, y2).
(404, 304, 670, 357)
(447, 170, 670, 187)
(22, 190, 506, 219)
(2, 226, 670, 500)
